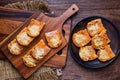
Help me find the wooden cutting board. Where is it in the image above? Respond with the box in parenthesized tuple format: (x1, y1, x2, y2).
(0, 4, 79, 79)
(0, 7, 71, 68)
(0, 19, 71, 67)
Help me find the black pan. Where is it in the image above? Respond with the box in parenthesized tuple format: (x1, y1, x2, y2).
(69, 16, 120, 69)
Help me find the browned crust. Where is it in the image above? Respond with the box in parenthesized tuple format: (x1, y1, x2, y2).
(8, 39, 24, 55)
(16, 27, 34, 46)
(97, 45, 115, 62)
(87, 18, 106, 37)
(45, 29, 62, 48)
(22, 39, 51, 67)
(79, 46, 97, 61)
(22, 54, 37, 67)
(91, 30, 110, 49)
(72, 29, 91, 47)
(31, 39, 51, 60)
(27, 19, 45, 37)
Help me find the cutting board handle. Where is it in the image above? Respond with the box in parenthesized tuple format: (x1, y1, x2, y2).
(59, 4, 79, 24)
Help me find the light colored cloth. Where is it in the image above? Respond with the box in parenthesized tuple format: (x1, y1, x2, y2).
(0, 60, 59, 80)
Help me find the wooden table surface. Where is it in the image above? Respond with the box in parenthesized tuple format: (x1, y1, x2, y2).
(1, 0, 120, 80)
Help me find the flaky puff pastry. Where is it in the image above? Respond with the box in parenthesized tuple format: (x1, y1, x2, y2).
(45, 29, 62, 48)
(97, 45, 115, 62)
(87, 19, 106, 37)
(27, 19, 45, 37)
(16, 27, 34, 46)
(79, 46, 97, 61)
(30, 39, 51, 60)
(8, 39, 24, 55)
(72, 29, 91, 47)
(22, 54, 37, 67)
(91, 30, 110, 49)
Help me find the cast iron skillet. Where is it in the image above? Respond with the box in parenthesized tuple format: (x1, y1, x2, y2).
(69, 16, 120, 69)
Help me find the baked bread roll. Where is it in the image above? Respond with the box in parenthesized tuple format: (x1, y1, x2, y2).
(16, 27, 34, 46)
(87, 19, 106, 37)
(72, 29, 91, 47)
(97, 45, 115, 62)
(30, 39, 51, 60)
(8, 39, 24, 55)
(79, 46, 97, 61)
(27, 19, 45, 37)
(45, 29, 62, 48)
(23, 54, 37, 67)
(91, 30, 110, 49)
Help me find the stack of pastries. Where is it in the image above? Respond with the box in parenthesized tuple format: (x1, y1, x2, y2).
(8, 19, 63, 67)
(72, 19, 115, 62)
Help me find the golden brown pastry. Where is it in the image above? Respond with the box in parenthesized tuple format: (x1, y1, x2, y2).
(45, 29, 62, 48)
(99, 30, 110, 44)
(72, 29, 91, 47)
(97, 45, 115, 62)
(16, 27, 34, 46)
(30, 39, 51, 60)
(22, 54, 37, 67)
(79, 46, 97, 61)
(87, 19, 106, 37)
(23, 39, 50, 67)
(8, 39, 24, 55)
(27, 19, 45, 37)
(91, 30, 110, 49)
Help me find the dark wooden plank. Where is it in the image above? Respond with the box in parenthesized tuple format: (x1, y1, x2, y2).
(0, 0, 25, 6)
(1, 0, 120, 80)
(54, 1, 120, 80)
(44, 0, 120, 80)
(0, 7, 33, 21)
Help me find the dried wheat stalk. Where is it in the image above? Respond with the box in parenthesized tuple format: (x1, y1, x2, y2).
(5, 0, 50, 13)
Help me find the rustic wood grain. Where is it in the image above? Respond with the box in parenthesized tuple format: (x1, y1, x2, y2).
(1, 0, 120, 80)
(0, 7, 71, 68)
(0, 12, 67, 79)
(0, 6, 33, 59)
(0, 19, 71, 67)
(0, 4, 79, 78)
(0, 7, 33, 22)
